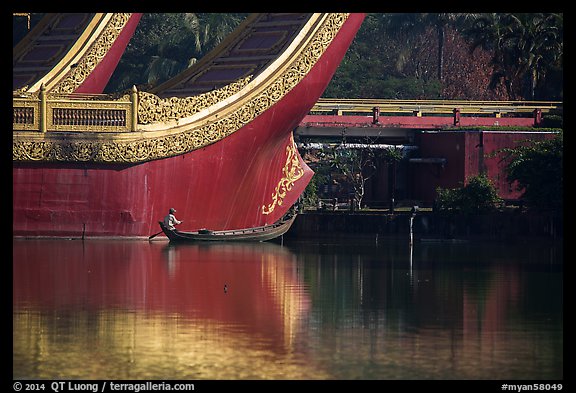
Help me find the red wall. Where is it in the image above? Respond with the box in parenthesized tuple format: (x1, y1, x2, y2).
(482, 131, 557, 200)
(410, 130, 558, 205)
(410, 131, 467, 203)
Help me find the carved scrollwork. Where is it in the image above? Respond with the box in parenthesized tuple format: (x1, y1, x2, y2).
(137, 76, 252, 124)
(50, 14, 133, 95)
(13, 13, 350, 163)
(261, 135, 305, 215)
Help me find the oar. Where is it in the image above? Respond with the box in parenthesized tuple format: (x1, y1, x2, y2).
(148, 230, 163, 240)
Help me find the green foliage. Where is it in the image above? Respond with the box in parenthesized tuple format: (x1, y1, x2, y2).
(539, 115, 563, 129)
(435, 175, 503, 213)
(323, 13, 444, 99)
(299, 145, 392, 210)
(462, 13, 563, 100)
(299, 148, 335, 209)
(325, 74, 441, 99)
(301, 176, 319, 209)
(499, 132, 563, 211)
(324, 12, 562, 101)
(382, 146, 404, 163)
(105, 13, 246, 93)
(16, 13, 563, 102)
(331, 149, 374, 209)
(301, 168, 330, 209)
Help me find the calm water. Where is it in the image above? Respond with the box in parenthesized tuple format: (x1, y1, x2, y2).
(13, 236, 563, 380)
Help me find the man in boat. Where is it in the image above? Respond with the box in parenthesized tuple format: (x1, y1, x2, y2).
(163, 208, 182, 231)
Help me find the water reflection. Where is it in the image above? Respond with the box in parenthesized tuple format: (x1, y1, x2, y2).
(287, 238, 562, 380)
(13, 240, 316, 379)
(13, 238, 562, 380)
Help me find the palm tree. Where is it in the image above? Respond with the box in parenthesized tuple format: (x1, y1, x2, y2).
(463, 13, 563, 100)
(427, 13, 467, 82)
(195, 14, 247, 53)
(463, 13, 516, 99)
(105, 13, 246, 93)
(380, 13, 426, 75)
(382, 13, 466, 83)
(513, 13, 563, 100)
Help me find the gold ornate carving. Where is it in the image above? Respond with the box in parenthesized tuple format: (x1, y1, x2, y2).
(136, 76, 253, 124)
(13, 86, 32, 96)
(50, 13, 133, 94)
(13, 13, 350, 163)
(262, 135, 305, 215)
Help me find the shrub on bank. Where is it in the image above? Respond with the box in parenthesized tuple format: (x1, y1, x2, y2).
(435, 174, 503, 214)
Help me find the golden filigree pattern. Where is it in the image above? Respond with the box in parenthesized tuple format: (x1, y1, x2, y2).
(137, 76, 252, 124)
(50, 13, 133, 94)
(13, 13, 350, 163)
(262, 135, 305, 215)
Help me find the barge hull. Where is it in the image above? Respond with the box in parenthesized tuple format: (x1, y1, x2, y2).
(13, 14, 365, 238)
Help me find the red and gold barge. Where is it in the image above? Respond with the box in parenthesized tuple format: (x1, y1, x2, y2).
(13, 13, 365, 237)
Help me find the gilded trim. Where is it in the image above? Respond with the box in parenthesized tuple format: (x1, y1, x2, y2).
(49, 13, 133, 94)
(13, 13, 350, 163)
(136, 76, 253, 124)
(261, 135, 305, 215)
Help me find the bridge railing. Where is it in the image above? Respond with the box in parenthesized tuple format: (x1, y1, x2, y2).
(13, 85, 138, 133)
(13, 90, 563, 133)
(311, 98, 562, 118)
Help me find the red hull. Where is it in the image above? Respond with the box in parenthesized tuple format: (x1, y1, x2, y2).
(13, 14, 365, 237)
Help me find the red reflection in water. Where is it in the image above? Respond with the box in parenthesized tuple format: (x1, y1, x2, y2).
(462, 264, 521, 341)
(13, 240, 310, 351)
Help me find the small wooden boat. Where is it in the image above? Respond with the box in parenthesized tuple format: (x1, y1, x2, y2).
(159, 214, 297, 243)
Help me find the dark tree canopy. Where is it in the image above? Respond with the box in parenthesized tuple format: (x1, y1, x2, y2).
(14, 13, 562, 101)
